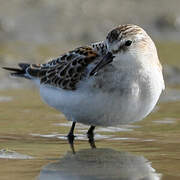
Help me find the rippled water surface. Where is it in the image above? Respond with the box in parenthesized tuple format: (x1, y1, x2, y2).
(0, 85, 180, 180)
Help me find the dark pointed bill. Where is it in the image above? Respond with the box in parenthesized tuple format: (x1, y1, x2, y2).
(89, 52, 114, 76)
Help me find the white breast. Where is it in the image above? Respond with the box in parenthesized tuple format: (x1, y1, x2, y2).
(39, 64, 164, 127)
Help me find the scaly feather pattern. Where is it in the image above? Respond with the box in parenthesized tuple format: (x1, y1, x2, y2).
(27, 46, 101, 90)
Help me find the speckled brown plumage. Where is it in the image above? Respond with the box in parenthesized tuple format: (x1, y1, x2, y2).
(27, 46, 100, 90)
(107, 24, 144, 43)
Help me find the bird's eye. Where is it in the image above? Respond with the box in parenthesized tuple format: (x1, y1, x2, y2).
(125, 40, 132, 46)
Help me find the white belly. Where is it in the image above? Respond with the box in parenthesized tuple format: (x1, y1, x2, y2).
(39, 68, 163, 126)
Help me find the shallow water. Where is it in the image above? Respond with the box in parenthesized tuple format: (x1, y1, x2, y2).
(0, 85, 180, 180)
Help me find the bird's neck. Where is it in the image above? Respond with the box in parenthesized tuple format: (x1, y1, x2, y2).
(113, 51, 161, 73)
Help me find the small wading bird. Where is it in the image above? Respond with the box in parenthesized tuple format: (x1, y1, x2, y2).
(3, 24, 165, 153)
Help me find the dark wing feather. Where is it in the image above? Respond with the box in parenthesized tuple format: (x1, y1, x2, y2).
(91, 41, 108, 56)
(27, 46, 99, 90)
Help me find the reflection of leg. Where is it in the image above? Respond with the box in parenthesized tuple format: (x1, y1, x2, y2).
(87, 126, 96, 149)
(67, 121, 76, 154)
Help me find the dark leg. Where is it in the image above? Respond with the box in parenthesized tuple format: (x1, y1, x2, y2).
(87, 126, 96, 149)
(67, 122, 76, 154)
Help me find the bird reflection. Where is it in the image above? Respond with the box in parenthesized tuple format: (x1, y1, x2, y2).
(38, 148, 161, 180)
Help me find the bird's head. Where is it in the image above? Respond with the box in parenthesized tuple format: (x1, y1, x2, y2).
(106, 24, 160, 69)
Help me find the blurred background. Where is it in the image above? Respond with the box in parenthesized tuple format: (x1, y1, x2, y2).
(0, 1, 180, 180)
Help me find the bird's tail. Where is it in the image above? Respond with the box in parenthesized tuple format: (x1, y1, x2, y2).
(2, 63, 31, 79)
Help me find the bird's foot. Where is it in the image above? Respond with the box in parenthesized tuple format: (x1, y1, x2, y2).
(67, 133, 76, 154)
(87, 126, 96, 149)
